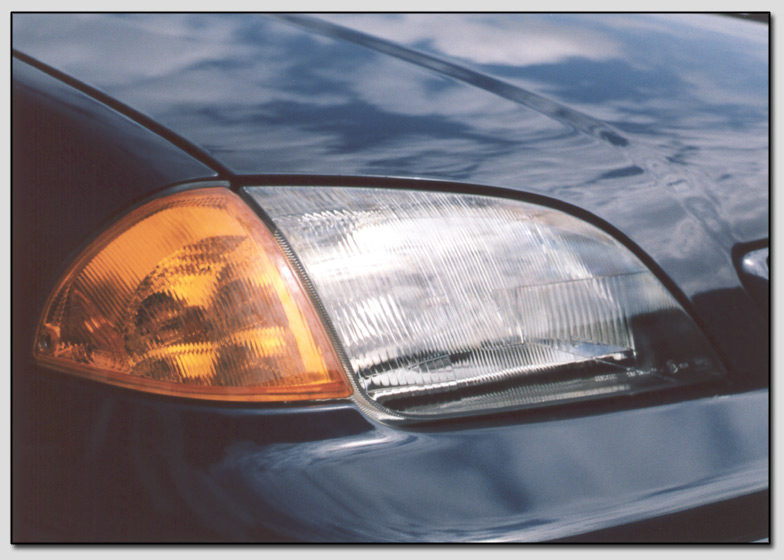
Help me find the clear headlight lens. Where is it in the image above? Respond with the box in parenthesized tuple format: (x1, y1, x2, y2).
(247, 186, 724, 419)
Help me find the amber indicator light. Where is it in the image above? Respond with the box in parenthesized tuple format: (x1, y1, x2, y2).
(34, 187, 351, 401)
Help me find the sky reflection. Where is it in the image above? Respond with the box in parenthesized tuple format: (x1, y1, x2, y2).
(12, 13, 768, 304)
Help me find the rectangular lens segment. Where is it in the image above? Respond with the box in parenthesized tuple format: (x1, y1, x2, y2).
(246, 186, 724, 419)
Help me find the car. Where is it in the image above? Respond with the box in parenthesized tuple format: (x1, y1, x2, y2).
(12, 13, 769, 542)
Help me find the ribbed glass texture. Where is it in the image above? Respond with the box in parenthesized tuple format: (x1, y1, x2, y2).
(248, 187, 723, 417)
(35, 188, 349, 401)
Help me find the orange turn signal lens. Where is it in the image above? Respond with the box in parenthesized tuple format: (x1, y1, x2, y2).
(34, 187, 351, 401)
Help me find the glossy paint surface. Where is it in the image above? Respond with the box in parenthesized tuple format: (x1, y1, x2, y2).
(209, 392, 767, 542)
(12, 60, 220, 541)
(12, 14, 769, 388)
(14, 366, 769, 542)
(11, 14, 768, 240)
(12, 14, 768, 541)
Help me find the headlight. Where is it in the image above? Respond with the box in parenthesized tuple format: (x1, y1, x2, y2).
(247, 186, 724, 420)
(34, 183, 724, 420)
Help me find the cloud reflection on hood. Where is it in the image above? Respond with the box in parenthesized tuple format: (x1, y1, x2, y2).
(12, 12, 768, 301)
(320, 13, 622, 67)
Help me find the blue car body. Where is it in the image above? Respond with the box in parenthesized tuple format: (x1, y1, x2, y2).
(12, 13, 769, 542)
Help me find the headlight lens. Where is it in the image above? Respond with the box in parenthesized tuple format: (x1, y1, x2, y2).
(247, 186, 724, 419)
(33, 182, 724, 418)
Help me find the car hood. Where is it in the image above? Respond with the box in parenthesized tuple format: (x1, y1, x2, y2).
(12, 14, 768, 287)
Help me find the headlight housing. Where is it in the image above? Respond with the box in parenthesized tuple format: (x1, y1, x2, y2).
(34, 182, 724, 420)
(247, 186, 724, 420)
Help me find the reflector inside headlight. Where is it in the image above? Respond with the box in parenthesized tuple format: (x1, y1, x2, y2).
(247, 186, 724, 419)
